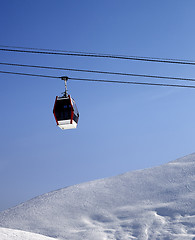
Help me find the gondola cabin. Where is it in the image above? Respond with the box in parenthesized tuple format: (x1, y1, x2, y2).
(53, 95, 79, 130)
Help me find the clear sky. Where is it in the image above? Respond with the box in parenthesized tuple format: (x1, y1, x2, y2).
(1, 0, 195, 211)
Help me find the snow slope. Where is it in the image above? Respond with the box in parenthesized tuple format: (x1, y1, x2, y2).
(0, 154, 195, 240)
(0, 227, 57, 240)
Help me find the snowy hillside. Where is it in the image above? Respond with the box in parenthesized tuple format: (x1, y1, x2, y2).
(0, 227, 57, 240)
(0, 154, 195, 240)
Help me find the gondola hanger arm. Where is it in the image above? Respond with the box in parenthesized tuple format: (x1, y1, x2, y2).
(61, 76, 68, 97)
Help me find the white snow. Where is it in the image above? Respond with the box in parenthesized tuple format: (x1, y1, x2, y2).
(0, 227, 57, 240)
(0, 153, 195, 239)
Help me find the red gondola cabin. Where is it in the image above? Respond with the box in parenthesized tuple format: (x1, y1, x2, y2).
(53, 95, 79, 130)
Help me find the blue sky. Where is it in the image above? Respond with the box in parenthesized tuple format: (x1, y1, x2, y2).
(1, 0, 195, 211)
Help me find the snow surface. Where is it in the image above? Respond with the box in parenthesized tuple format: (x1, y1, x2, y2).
(0, 153, 195, 239)
(0, 227, 57, 240)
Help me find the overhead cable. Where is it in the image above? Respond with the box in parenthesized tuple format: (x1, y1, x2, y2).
(1, 62, 195, 83)
(0, 70, 59, 79)
(0, 45, 194, 64)
(0, 70, 195, 89)
(1, 46, 195, 66)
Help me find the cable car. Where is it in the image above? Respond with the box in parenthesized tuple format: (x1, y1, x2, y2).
(53, 77, 79, 130)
